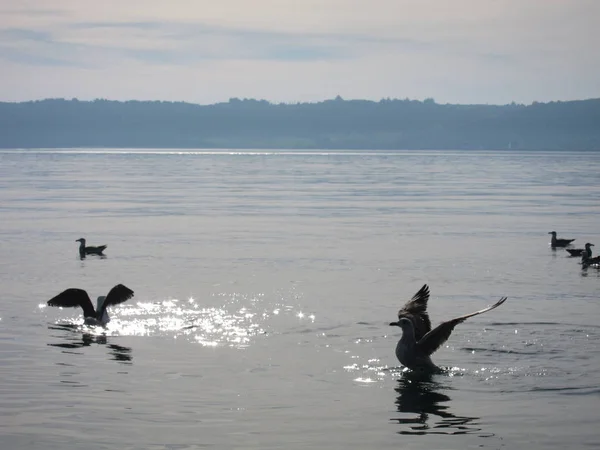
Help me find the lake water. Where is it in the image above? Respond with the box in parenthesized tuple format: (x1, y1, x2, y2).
(1, 148, 599, 450)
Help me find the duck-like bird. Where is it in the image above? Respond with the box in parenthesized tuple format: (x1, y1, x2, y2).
(76, 238, 107, 258)
(581, 243, 600, 268)
(548, 231, 575, 248)
(47, 284, 134, 326)
(389, 284, 507, 372)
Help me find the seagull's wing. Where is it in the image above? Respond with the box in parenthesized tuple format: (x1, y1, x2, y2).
(397, 284, 431, 341)
(558, 238, 575, 246)
(47, 288, 96, 318)
(86, 245, 107, 254)
(416, 296, 507, 356)
(99, 284, 134, 316)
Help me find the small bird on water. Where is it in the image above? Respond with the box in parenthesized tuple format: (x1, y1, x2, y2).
(76, 238, 107, 258)
(389, 284, 507, 373)
(581, 243, 600, 268)
(548, 231, 575, 248)
(47, 284, 134, 326)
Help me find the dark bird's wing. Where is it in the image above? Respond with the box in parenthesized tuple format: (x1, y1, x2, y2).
(555, 238, 575, 247)
(566, 249, 583, 256)
(98, 284, 134, 317)
(86, 245, 107, 254)
(397, 284, 431, 341)
(47, 288, 96, 318)
(416, 296, 507, 356)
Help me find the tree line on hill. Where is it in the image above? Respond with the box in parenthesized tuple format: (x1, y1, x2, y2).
(1, 96, 599, 150)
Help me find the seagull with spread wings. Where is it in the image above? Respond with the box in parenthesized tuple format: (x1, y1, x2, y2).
(47, 284, 134, 326)
(389, 284, 507, 372)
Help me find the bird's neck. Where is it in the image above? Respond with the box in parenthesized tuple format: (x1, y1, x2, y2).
(399, 326, 416, 345)
(396, 328, 417, 367)
(95, 297, 110, 323)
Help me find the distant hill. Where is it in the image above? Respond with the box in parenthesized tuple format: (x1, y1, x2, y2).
(1, 97, 599, 150)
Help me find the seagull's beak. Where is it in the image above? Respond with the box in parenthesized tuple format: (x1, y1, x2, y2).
(389, 321, 400, 327)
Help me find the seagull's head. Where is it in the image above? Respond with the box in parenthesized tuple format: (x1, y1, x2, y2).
(76, 238, 85, 244)
(585, 243, 595, 248)
(389, 317, 414, 331)
(548, 231, 557, 236)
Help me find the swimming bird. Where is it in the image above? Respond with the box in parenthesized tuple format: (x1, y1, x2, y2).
(581, 243, 600, 268)
(47, 284, 134, 326)
(76, 238, 107, 258)
(389, 284, 507, 372)
(548, 231, 575, 248)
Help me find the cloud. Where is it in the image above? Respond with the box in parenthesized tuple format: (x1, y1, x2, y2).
(0, 45, 79, 67)
(0, 27, 92, 68)
(0, 19, 434, 67)
(0, 0, 598, 104)
(0, 8, 66, 18)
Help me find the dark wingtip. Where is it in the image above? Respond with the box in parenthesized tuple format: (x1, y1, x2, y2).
(415, 283, 430, 297)
(116, 284, 134, 299)
(389, 321, 399, 327)
(495, 296, 508, 307)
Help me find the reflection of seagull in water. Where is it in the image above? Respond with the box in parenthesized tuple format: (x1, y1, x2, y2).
(391, 376, 484, 436)
(48, 325, 133, 363)
(47, 284, 134, 326)
(389, 284, 507, 373)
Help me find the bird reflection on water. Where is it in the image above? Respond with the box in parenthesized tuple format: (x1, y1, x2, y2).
(47, 324, 132, 364)
(79, 254, 107, 261)
(391, 375, 491, 437)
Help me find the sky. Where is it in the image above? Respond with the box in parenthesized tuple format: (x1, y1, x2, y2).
(0, 0, 598, 105)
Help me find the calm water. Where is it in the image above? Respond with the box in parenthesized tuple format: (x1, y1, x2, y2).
(1, 149, 599, 450)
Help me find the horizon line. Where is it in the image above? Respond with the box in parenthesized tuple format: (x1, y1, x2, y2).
(2, 95, 599, 108)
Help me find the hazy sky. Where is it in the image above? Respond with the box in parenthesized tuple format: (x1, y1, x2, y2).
(1, 0, 598, 105)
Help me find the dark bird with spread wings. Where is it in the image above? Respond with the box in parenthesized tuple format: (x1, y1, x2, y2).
(389, 284, 507, 372)
(47, 284, 134, 326)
